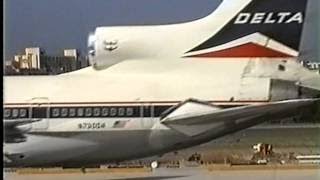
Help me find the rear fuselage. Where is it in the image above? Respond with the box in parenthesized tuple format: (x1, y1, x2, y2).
(4, 59, 320, 167)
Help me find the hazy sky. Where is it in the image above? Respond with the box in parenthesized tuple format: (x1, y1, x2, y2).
(4, 0, 319, 61)
(4, 0, 219, 60)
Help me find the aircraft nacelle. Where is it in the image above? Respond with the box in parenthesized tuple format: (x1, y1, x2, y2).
(88, 25, 184, 70)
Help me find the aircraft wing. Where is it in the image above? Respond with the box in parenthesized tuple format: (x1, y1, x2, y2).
(4, 119, 41, 143)
(299, 77, 320, 92)
(4, 119, 41, 128)
(161, 98, 319, 136)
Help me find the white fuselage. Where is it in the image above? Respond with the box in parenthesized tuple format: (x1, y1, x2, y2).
(4, 58, 320, 167)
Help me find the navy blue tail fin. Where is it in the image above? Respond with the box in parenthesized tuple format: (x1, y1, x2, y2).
(186, 0, 308, 58)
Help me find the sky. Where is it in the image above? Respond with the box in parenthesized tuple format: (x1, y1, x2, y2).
(4, 0, 219, 59)
(4, 0, 319, 61)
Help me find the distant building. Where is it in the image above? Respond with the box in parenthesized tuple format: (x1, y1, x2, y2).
(25, 47, 45, 69)
(5, 47, 90, 75)
(64, 49, 78, 59)
(63, 49, 90, 69)
(40, 55, 77, 75)
(14, 55, 30, 69)
(4, 60, 17, 75)
(78, 56, 90, 69)
(10, 47, 44, 70)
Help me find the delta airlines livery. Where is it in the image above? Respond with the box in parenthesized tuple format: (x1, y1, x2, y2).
(89, 0, 308, 69)
(4, 0, 320, 168)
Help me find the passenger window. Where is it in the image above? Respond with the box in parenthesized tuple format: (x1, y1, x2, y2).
(102, 108, 109, 116)
(19, 109, 27, 118)
(110, 108, 117, 116)
(69, 108, 76, 117)
(77, 108, 84, 117)
(61, 108, 68, 117)
(126, 108, 134, 116)
(118, 108, 125, 116)
(93, 108, 100, 116)
(4, 109, 11, 118)
(52, 108, 60, 117)
(12, 109, 19, 118)
(85, 108, 92, 117)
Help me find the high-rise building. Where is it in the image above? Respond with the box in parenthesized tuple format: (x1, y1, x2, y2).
(25, 47, 44, 69)
(6, 47, 89, 75)
(63, 49, 78, 59)
(40, 55, 77, 75)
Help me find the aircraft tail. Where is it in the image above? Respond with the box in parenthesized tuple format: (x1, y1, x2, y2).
(185, 0, 308, 58)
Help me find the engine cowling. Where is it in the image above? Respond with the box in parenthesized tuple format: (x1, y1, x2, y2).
(88, 26, 166, 70)
(87, 20, 202, 70)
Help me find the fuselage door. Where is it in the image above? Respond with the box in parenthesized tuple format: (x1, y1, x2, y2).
(141, 103, 154, 128)
(28, 97, 50, 131)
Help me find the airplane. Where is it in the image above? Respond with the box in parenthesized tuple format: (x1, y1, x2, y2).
(4, 0, 320, 168)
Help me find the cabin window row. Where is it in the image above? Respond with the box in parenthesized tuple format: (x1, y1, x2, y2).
(4, 105, 172, 119)
(50, 106, 172, 118)
(4, 108, 28, 118)
(51, 107, 136, 118)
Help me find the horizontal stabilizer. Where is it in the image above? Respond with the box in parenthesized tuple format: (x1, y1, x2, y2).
(160, 98, 221, 121)
(161, 98, 319, 136)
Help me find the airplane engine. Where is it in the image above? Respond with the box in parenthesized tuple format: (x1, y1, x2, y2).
(88, 30, 124, 70)
(87, 26, 168, 70)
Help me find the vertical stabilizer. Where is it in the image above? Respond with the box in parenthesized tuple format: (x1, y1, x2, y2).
(185, 0, 309, 58)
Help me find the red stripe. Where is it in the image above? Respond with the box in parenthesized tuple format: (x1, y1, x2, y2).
(186, 43, 295, 58)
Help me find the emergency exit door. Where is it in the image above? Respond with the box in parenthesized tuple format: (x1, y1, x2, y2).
(28, 97, 50, 130)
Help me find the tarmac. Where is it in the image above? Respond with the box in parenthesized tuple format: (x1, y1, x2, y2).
(4, 124, 320, 180)
(4, 165, 320, 180)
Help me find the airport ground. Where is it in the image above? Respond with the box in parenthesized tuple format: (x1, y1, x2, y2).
(4, 123, 320, 180)
(4, 166, 320, 180)
(141, 124, 320, 164)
